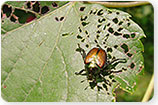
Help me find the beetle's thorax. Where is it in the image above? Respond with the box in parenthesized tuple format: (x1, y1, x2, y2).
(88, 56, 98, 68)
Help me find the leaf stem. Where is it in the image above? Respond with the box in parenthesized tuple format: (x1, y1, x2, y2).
(142, 74, 154, 102)
(86, 1, 150, 8)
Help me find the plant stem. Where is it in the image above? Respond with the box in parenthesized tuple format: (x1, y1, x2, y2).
(142, 74, 154, 102)
(86, 1, 150, 8)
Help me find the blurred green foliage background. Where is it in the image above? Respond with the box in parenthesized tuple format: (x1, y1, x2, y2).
(111, 4, 154, 102)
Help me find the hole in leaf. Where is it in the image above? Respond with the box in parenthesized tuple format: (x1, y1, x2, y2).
(126, 19, 130, 21)
(127, 53, 133, 57)
(127, 23, 131, 26)
(80, 7, 85, 11)
(94, 39, 98, 43)
(26, 13, 36, 23)
(26, 1, 31, 9)
(112, 18, 118, 24)
(97, 9, 103, 16)
(86, 44, 89, 48)
(13, 8, 36, 24)
(114, 45, 118, 49)
(104, 39, 107, 42)
(97, 24, 102, 28)
(52, 2, 58, 8)
(108, 27, 114, 33)
(122, 67, 127, 71)
(81, 22, 89, 26)
(93, 9, 97, 14)
(81, 39, 85, 42)
(116, 12, 120, 15)
(121, 43, 129, 53)
(98, 18, 105, 23)
(131, 33, 136, 38)
(96, 30, 101, 34)
(138, 66, 143, 72)
(130, 62, 135, 69)
(41, 6, 49, 14)
(96, 35, 100, 39)
(62, 33, 69, 36)
(103, 25, 106, 30)
(114, 32, 122, 36)
(89, 10, 93, 14)
(13, 8, 25, 17)
(106, 80, 111, 86)
(117, 27, 123, 32)
(10, 15, 17, 22)
(55, 17, 59, 21)
(118, 21, 123, 25)
(109, 75, 114, 79)
(78, 27, 82, 32)
(60, 17, 64, 21)
(107, 47, 112, 52)
(107, 23, 110, 26)
(123, 34, 130, 39)
(85, 30, 88, 34)
(80, 15, 87, 21)
(112, 56, 116, 60)
(112, 79, 116, 82)
(32, 1, 40, 13)
(77, 35, 82, 39)
(106, 34, 110, 37)
(108, 10, 112, 14)
(2, 4, 12, 17)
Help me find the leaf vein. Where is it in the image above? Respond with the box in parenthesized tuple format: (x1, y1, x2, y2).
(56, 46, 69, 101)
(1, 47, 25, 86)
(22, 4, 73, 101)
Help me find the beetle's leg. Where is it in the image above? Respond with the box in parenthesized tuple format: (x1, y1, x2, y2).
(76, 44, 86, 60)
(75, 69, 86, 75)
(97, 85, 103, 91)
(103, 58, 127, 70)
(108, 58, 127, 65)
(110, 69, 123, 74)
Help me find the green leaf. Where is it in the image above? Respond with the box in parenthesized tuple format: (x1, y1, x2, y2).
(1, 2, 145, 102)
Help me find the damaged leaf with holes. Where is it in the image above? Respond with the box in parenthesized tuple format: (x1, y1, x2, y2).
(1, 2, 145, 102)
(1, 1, 69, 34)
(75, 2, 145, 95)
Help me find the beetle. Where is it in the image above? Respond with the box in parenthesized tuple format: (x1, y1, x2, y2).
(75, 44, 127, 91)
(84, 48, 107, 68)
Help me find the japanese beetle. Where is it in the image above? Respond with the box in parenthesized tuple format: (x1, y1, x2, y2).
(84, 47, 107, 68)
(75, 44, 127, 91)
